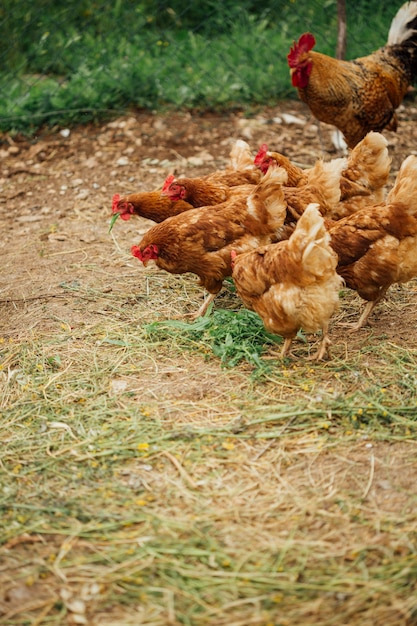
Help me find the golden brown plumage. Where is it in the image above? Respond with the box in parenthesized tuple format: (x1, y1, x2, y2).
(329, 132, 392, 218)
(282, 157, 345, 222)
(254, 144, 308, 186)
(255, 132, 391, 220)
(329, 154, 417, 329)
(112, 191, 194, 223)
(161, 176, 249, 207)
(161, 139, 261, 207)
(111, 140, 260, 223)
(288, 3, 417, 148)
(131, 166, 288, 318)
(232, 203, 343, 360)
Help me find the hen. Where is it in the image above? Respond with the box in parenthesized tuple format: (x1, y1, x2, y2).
(161, 139, 261, 207)
(255, 132, 391, 220)
(278, 156, 346, 225)
(131, 165, 288, 318)
(287, 2, 417, 148)
(329, 154, 417, 329)
(254, 144, 308, 186)
(111, 139, 258, 223)
(231, 203, 343, 360)
(335, 131, 391, 219)
(111, 191, 194, 223)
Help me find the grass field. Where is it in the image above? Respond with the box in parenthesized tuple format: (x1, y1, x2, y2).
(0, 0, 395, 133)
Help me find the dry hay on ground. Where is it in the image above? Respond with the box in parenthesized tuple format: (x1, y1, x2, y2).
(1, 101, 417, 625)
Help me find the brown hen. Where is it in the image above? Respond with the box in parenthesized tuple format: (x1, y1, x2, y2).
(131, 166, 288, 318)
(161, 139, 261, 207)
(255, 132, 391, 220)
(232, 203, 343, 360)
(329, 154, 417, 329)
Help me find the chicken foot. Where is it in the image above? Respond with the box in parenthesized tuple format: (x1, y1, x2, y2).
(184, 292, 216, 320)
(341, 287, 389, 332)
(307, 326, 332, 361)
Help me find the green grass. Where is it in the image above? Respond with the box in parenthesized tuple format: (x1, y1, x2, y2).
(144, 305, 284, 368)
(0, 1, 396, 133)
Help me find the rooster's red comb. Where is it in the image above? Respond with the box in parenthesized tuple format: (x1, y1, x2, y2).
(112, 193, 121, 213)
(162, 174, 176, 193)
(287, 32, 316, 68)
(254, 144, 269, 166)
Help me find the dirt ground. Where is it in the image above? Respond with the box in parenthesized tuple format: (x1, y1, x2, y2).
(1, 98, 417, 346)
(2, 100, 417, 626)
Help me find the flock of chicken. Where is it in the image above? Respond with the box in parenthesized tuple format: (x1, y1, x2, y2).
(110, 0, 417, 361)
(111, 132, 417, 360)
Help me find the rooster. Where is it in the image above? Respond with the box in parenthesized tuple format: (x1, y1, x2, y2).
(231, 203, 343, 360)
(329, 154, 417, 329)
(287, 2, 417, 148)
(131, 166, 288, 318)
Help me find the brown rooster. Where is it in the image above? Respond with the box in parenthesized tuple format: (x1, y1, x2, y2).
(329, 154, 417, 329)
(232, 203, 343, 360)
(131, 166, 288, 318)
(287, 2, 417, 148)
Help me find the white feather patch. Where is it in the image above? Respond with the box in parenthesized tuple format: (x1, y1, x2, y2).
(387, 1, 417, 45)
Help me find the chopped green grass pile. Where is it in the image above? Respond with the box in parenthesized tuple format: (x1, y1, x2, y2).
(145, 306, 283, 368)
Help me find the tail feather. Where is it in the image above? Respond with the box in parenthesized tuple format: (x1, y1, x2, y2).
(229, 139, 254, 171)
(288, 203, 338, 276)
(247, 165, 288, 230)
(386, 154, 417, 212)
(344, 132, 391, 191)
(307, 157, 347, 209)
(387, 1, 417, 45)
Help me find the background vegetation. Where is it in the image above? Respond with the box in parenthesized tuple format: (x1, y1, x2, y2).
(0, 0, 398, 133)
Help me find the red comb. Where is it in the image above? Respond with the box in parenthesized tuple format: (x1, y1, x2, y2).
(112, 193, 121, 213)
(131, 245, 142, 260)
(162, 174, 175, 194)
(254, 144, 269, 166)
(287, 32, 316, 68)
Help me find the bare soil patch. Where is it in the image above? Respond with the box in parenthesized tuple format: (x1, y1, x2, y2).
(2, 99, 417, 345)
